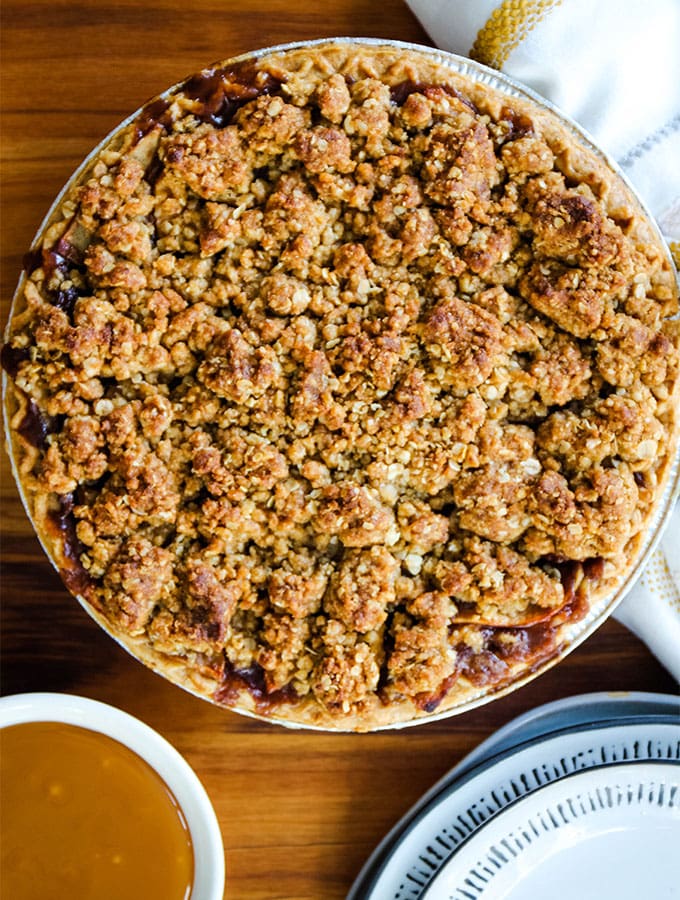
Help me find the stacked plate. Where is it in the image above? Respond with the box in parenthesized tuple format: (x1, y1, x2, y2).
(348, 692, 680, 899)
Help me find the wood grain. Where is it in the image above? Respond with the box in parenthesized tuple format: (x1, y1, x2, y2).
(1, 3, 676, 898)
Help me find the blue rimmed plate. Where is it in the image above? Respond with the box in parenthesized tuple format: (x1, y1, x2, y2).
(422, 760, 679, 900)
(348, 692, 680, 899)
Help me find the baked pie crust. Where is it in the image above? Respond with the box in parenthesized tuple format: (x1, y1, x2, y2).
(3, 42, 679, 730)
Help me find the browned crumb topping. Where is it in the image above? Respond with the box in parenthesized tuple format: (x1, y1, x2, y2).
(4, 46, 679, 727)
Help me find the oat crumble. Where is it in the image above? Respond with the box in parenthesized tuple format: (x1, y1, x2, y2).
(3, 43, 679, 729)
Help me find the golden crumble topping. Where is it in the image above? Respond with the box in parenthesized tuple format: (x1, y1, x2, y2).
(3, 43, 679, 730)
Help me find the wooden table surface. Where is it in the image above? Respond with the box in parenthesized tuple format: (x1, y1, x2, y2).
(1, 2, 677, 897)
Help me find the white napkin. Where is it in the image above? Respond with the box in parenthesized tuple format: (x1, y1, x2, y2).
(405, 0, 680, 680)
(615, 511, 680, 682)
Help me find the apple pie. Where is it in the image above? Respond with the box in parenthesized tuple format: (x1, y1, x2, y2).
(3, 42, 679, 729)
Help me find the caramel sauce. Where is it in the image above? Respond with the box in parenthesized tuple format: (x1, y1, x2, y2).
(22, 246, 43, 274)
(389, 79, 477, 111)
(133, 97, 172, 142)
(0, 343, 30, 378)
(17, 399, 54, 450)
(454, 641, 511, 687)
(52, 230, 84, 267)
(181, 63, 283, 129)
(41, 249, 68, 283)
(53, 283, 80, 317)
(47, 494, 94, 597)
(389, 79, 428, 106)
(556, 556, 605, 625)
(554, 558, 583, 605)
(0, 721, 194, 900)
(215, 661, 296, 712)
(40, 227, 84, 283)
(450, 554, 605, 691)
(20, 230, 83, 316)
(498, 104, 535, 141)
(415, 674, 458, 713)
(583, 556, 606, 582)
(541, 555, 605, 627)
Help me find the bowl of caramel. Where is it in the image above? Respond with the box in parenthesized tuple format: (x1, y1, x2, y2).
(0, 692, 224, 900)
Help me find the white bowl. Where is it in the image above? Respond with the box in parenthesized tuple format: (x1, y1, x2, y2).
(0, 692, 225, 900)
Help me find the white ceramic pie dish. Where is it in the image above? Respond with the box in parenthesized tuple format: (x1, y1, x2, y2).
(0, 692, 225, 900)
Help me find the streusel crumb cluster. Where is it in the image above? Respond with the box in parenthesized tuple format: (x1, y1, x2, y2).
(4, 45, 679, 728)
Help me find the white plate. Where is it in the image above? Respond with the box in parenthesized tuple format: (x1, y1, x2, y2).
(349, 707, 680, 899)
(422, 761, 680, 900)
(450, 691, 680, 779)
